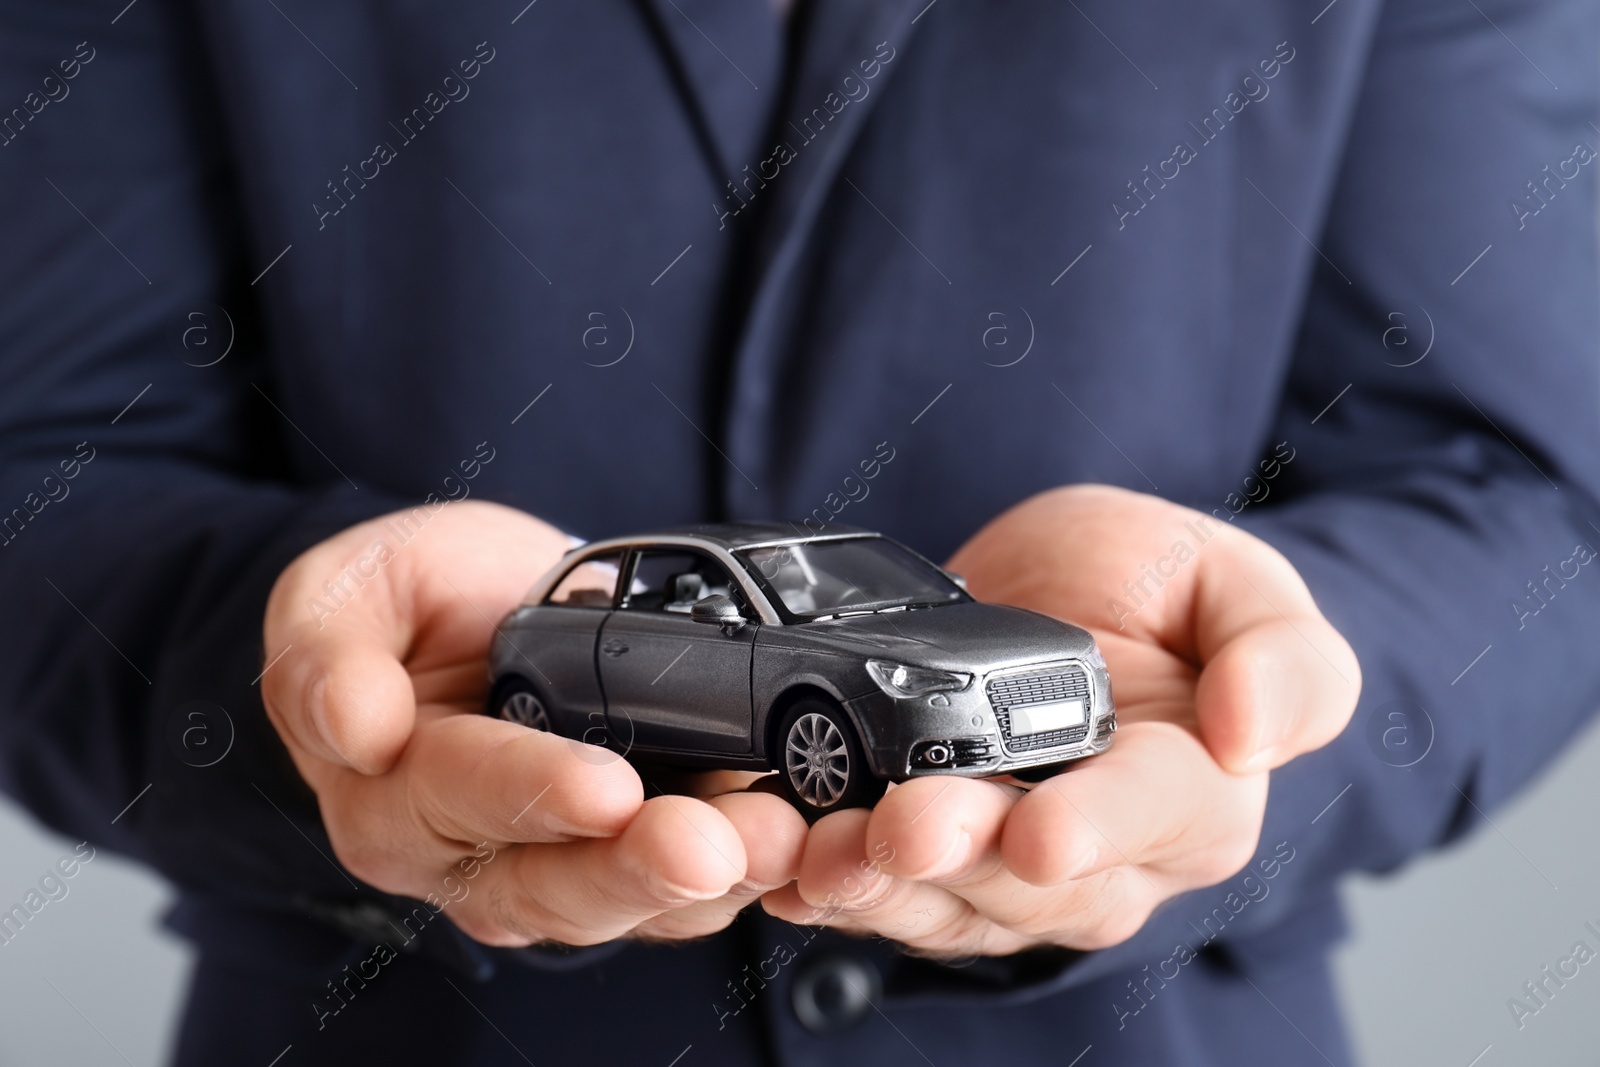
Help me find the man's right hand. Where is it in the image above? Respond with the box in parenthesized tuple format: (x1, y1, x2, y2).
(261, 501, 808, 947)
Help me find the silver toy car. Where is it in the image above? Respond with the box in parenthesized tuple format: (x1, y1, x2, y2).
(486, 523, 1115, 817)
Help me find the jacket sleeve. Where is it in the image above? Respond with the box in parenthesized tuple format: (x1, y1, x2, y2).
(1215, 0, 1600, 929)
(0, 0, 499, 971)
(889, 0, 1600, 1001)
(1218, 0, 1600, 949)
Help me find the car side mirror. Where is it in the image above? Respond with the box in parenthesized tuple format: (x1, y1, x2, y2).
(690, 594, 745, 628)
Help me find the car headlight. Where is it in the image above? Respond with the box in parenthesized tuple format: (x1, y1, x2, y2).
(866, 659, 972, 698)
(1082, 645, 1107, 671)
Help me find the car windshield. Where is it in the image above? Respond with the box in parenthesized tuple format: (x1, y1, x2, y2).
(737, 537, 966, 620)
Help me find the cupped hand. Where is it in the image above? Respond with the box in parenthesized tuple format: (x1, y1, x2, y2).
(762, 484, 1359, 955)
(262, 501, 807, 947)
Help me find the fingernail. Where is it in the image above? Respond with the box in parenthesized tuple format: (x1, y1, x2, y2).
(307, 677, 341, 758)
(923, 829, 971, 879)
(1249, 668, 1300, 766)
(1241, 745, 1281, 774)
(646, 871, 709, 906)
(1065, 846, 1099, 880)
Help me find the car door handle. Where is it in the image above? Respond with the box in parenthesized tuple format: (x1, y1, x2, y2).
(601, 638, 629, 658)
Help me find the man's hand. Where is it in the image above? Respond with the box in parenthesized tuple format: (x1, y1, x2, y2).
(262, 501, 807, 947)
(762, 485, 1359, 955)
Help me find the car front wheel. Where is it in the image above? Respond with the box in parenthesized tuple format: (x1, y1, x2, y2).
(777, 698, 885, 818)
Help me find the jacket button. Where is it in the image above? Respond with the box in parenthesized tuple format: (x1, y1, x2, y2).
(790, 952, 881, 1035)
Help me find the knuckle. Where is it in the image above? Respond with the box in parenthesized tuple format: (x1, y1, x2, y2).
(1026, 868, 1150, 950)
(1079, 903, 1150, 950)
(481, 879, 565, 944)
(1063, 878, 1152, 950)
(492, 852, 644, 946)
(448, 903, 535, 948)
(321, 804, 418, 894)
(327, 834, 398, 891)
(1192, 823, 1260, 888)
(895, 908, 985, 955)
(632, 908, 740, 943)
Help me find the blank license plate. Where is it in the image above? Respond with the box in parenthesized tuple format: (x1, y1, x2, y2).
(1010, 699, 1086, 735)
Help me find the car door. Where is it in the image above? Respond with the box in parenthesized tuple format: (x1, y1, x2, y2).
(598, 547, 757, 754)
(505, 549, 624, 735)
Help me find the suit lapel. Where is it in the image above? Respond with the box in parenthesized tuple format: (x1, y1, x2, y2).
(721, 0, 928, 503)
(637, 0, 785, 179)
(743, 0, 925, 265)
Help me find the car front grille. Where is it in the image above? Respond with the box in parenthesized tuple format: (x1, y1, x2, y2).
(986, 662, 1093, 752)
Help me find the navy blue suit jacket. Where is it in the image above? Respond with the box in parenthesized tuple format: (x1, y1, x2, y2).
(2, 0, 1598, 1063)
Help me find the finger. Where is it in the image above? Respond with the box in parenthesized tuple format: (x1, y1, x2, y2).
(1197, 613, 1361, 773)
(764, 807, 1033, 956)
(761, 807, 930, 933)
(866, 776, 1018, 884)
(707, 790, 809, 888)
(633, 790, 808, 940)
(407, 712, 645, 843)
(852, 729, 1255, 952)
(313, 713, 645, 896)
(762, 880, 1036, 956)
(459, 794, 749, 947)
(261, 621, 416, 775)
(871, 776, 1143, 950)
(261, 503, 572, 775)
(1002, 721, 1263, 890)
(1188, 536, 1362, 772)
(783, 808, 899, 914)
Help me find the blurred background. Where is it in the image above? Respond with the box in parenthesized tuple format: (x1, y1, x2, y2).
(0, 714, 1596, 1066)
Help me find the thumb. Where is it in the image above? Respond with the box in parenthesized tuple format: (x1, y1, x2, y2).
(261, 621, 417, 775)
(262, 531, 417, 776)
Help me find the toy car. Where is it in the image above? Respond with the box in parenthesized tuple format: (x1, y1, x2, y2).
(485, 523, 1115, 817)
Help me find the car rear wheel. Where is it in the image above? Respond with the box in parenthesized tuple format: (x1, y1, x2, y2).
(777, 698, 885, 818)
(490, 677, 551, 732)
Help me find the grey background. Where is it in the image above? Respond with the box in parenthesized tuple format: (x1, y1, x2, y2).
(0, 716, 1596, 1066)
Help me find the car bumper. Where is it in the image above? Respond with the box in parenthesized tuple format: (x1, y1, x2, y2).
(843, 659, 1118, 781)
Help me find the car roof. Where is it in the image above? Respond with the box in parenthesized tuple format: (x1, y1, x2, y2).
(581, 522, 878, 553)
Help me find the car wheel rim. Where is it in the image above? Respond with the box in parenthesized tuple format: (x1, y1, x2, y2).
(785, 711, 850, 809)
(502, 691, 550, 731)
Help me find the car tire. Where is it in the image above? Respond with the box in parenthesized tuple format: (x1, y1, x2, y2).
(489, 676, 552, 732)
(776, 698, 885, 818)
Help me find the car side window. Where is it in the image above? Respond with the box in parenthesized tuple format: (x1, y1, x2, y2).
(623, 550, 741, 614)
(543, 551, 624, 608)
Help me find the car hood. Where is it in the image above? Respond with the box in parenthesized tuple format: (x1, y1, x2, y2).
(769, 601, 1096, 673)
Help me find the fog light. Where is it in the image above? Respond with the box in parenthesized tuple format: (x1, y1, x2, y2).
(911, 738, 996, 770)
